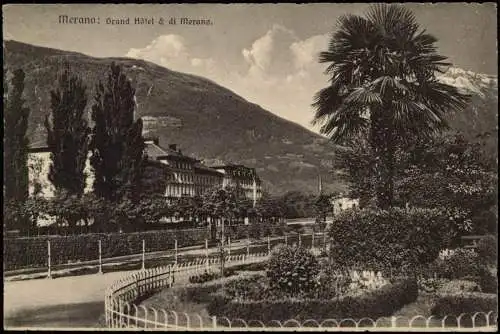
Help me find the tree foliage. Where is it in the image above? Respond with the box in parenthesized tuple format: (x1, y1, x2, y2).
(89, 62, 146, 203)
(313, 4, 469, 208)
(4, 68, 30, 231)
(45, 68, 90, 197)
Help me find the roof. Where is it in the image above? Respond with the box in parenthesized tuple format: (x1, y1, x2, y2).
(144, 142, 168, 160)
(145, 142, 199, 162)
(194, 163, 224, 176)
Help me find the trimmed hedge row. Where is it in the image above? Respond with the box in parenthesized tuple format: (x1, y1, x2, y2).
(431, 293, 498, 319)
(4, 223, 290, 271)
(4, 228, 210, 270)
(207, 278, 418, 322)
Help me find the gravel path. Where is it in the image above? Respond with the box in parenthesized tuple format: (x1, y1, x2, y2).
(3, 240, 267, 329)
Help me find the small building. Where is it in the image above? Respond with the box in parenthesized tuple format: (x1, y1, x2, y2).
(331, 196, 359, 215)
(210, 164, 262, 204)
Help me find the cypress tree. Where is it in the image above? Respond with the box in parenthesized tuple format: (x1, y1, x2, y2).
(89, 62, 145, 203)
(45, 67, 90, 197)
(4, 69, 30, 231)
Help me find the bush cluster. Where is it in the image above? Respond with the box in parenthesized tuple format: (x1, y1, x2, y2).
(207, 278, 418, 322)
(430, 248, 482, 279)
(188, 268, 236, 284)
(431, 293, 498, 318)
(478, 268, 497, 294)
(437, 280, 480, 294)
(175, 272, 263, 304)
(476, 235, 497, 266)
(328, 207, 456, 268)
(267, 245, 319, 297)
(228, 261, 268, 272)
(428, 247, 496, 293)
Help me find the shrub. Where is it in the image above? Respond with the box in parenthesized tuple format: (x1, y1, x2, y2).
(267, 245, 319, 297)
(430, 248, 482, 279)
(431, 293, 498, 317)
(418, 278, 450, 293)
(207, 278, 418, 322)
(176, 272, 264, 304)
(188, 268, 236, 284)
(438, 280, 481, 294)
(478, 267, 497, 294)
(476, 235, 497, 265)
(328, 207, 456, 268)
(229, 261, 268, 272)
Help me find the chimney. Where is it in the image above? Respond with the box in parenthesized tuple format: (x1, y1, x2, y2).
(169, 144, 177, 151)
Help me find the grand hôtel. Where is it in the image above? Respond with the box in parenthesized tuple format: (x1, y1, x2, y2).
(28, 136, 263, 216)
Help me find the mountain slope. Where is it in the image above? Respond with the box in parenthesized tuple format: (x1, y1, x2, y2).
(437, 67, 498, 157)
(4, 41, 497, 195)
(3, 40, 346, 195)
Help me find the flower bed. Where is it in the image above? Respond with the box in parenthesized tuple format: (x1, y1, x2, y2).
(207, 276, 418, 322)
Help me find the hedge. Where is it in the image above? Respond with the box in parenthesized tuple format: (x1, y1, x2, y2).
(3, 223, 289, 271)
(207, 278, 418, 322)
(431, 293, 498, 326)
(3, 228, 210, 270)
(329, 207, 456, 268)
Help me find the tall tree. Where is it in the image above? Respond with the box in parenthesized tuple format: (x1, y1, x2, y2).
(4, 69, 30, 231)
(89, 62, 146, 204)
(312, 4, 469, 208)
(45, 67, 90, 197)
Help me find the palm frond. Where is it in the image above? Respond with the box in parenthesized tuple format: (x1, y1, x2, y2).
(318, 103, 369, 142)
(344, 87, 382, 106)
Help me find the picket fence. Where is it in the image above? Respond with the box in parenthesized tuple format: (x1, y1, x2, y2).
(104, 244, 497, 331)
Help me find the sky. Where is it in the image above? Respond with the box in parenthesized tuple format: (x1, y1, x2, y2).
(3, 3, 498, 134)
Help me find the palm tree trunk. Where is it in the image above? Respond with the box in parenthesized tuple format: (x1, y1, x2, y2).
(370, 109, 395, 209)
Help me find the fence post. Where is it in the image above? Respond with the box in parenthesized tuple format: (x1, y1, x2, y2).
(312, 232, 315, 250)
(168, 265, 173, 287)
(47, 240, 52, 279)
(174, 239, 178, 266)
(323, 232, 326, 251)
(246, 237, 250, 258)
(205, 239, 209, 270)
(267, 235, 271, 255)
(284, 234, 287, 246)
(299, 233, 302, 247)
(228, 237, 231, 260)
(98, 239, 103, 274)
(212, 316, 217, 329)
(142, 239, 146, 270)
(391, 316, 397, 328)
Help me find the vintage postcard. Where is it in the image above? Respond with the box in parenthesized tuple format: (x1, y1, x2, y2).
(3, 3, 498, 331)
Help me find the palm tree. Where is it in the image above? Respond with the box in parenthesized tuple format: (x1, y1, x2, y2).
(312, 4, 469, 209)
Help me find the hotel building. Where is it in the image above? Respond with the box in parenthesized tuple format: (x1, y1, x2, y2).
(28, 137, 262, 203)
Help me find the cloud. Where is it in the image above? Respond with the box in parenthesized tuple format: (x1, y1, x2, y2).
(242, 24, 300, 80)
(291, 34, 329, 70)
(125, 27, 331, 132)
(126, 34, 216, 77)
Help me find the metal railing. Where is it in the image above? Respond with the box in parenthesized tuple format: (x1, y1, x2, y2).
(104, 235, 497, 331)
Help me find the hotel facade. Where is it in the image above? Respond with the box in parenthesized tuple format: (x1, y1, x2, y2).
(28, 137, 262, 203)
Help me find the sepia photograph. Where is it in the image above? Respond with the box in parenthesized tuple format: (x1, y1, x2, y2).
(2, 3, 498, 331)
